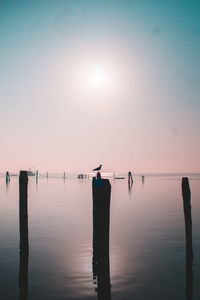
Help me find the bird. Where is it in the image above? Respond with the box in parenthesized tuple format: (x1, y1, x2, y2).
(93, 164, 102, 172)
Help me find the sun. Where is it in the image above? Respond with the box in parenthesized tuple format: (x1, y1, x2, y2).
(91, 65, 107, 86)
(88, 64, 111, 90)
(62, 59, 115, 96)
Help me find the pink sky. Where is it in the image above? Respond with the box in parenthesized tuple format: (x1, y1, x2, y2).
(0, 1, 199, 173)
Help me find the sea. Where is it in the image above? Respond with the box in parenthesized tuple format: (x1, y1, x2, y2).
(0, 172, 200, 300)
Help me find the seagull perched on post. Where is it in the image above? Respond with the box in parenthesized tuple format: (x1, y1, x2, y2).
(93, 164, 102, 172)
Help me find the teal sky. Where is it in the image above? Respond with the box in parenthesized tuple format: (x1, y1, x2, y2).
(0, 0, 200, 173)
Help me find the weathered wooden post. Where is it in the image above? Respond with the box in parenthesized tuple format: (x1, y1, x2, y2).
(46, 171, 48, 179)
(92, 172, 111, 299)
(182, 177, 193, 263)
(19, 170, 29, 300)
(182, 177, 193, 300)
(63, 172, 66, 180)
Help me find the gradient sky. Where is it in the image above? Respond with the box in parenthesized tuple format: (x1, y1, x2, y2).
(0, 0, 199, 173)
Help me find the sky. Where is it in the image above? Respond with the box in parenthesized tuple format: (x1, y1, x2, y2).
(0, 0, 200, 173)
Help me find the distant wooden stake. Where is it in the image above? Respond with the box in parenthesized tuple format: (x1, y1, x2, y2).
(36, 170, 38, 183)
(142, 175, 145, 184)
(6, 171, 10, 183)
(128, 171, 133, 184)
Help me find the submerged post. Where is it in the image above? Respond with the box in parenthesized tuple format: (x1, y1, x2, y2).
(182, 177, 193, 300)
(92, 172, 111, 298)
(19, 170, 29, 300)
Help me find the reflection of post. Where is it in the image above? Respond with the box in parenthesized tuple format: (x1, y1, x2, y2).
(128, 180, 133, 194)
(19, 171, 29, 300)
(182, 177, 193, 300)
(92, 172, 111, 300)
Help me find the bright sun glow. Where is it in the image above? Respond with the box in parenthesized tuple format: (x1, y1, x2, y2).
(85, 64, 112, 92)
(61, 58, 118, 97)
(91, 65, 107, 87)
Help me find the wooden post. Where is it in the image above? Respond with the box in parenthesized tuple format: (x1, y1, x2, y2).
(63, 172, 65, 179)
(6, 171, 10, 184)
(92, 172, 111, 298)
(141, 175, 145, 184)
(128, 171, 133, 184)
(182, 177, 193, 300)
(36, 170, 38, 183)
(19, 170, 29, 300)
(46, 171, 48, 179)
(128, 171, 133, 193)
(182, 177, 193, 263)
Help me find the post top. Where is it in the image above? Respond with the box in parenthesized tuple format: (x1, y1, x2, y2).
(19, 170, 28, 181)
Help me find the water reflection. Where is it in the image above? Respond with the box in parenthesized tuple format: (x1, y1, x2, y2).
(19, 171, 29, 300)
(92, 177, 111, 300)
(128, 180, 133, 194)
(6, 179, 10, 190)
(1, 175, 200, 299)
(186, 261, 193, 300)
(19, 247, 28, 300)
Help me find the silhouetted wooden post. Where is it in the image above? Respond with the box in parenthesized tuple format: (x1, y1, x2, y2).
(6, 171, 10, 183)
(128, 171, 133, 184)
(141, 175, 145, 184)
(46, 171, 48, 178)
(92, 172, 111, 298)
(63, 172, 66, 179)
(19, 170, 29, 300)
(182, 177, 193, 263)
(36, 170, 38, 183)
(128, 171, 133, 193)
(182, 177, 193, 300)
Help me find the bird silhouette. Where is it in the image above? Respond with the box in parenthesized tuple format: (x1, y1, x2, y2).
(93, 164, 102, 171)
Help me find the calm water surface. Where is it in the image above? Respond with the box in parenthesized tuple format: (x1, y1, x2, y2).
(0, 175, 200, 300)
